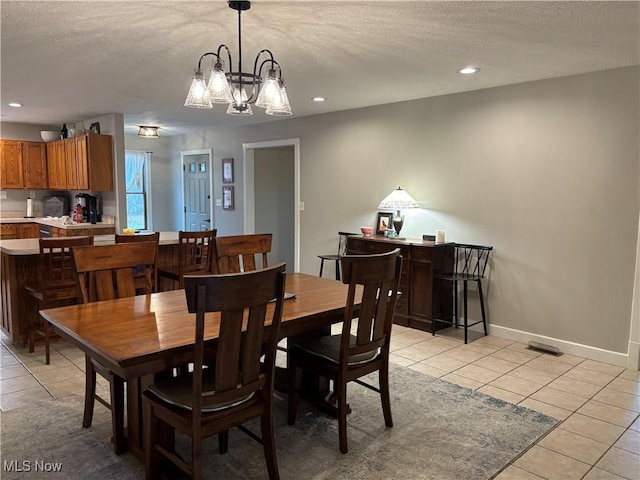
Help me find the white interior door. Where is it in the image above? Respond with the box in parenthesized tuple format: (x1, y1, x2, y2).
(181, 149, 213, 231)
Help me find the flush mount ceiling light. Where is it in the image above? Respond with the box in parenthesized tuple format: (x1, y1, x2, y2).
(138, 126, 160, 138)
(184, 1, 292, 117)
(459, 66, 480, 74)
(312, 97, 326, 102)
(8, 102, 23, 108)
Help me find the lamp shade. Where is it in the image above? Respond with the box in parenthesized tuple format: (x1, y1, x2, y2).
(377, 187, 419, 210)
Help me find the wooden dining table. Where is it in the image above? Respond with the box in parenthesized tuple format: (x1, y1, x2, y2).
(40, 273, 360, 459)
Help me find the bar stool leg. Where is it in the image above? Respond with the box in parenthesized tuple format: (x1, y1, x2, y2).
(432, 277, 443, 336)
(463, 281, 468, 344)
(477, 279, 488, 336)
(453, 279, 459, 329)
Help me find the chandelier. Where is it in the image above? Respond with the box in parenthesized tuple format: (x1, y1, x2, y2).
(184, 1, 292, 116)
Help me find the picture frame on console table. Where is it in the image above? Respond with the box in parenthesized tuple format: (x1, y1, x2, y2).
(376, 212, 394, 235)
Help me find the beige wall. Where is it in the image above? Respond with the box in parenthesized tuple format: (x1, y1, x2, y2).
(173, 66, 639, 356)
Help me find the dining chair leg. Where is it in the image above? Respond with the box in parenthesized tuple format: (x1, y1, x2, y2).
(83, 355, 96, 428)
(379, 362, 393, 428)
(318, 258, 325, 278)
(287, 364, 301, 425)
(334, 260, 340, 281)
(432, 277, 443, 336)
(261, 408, 280, 480)
(453, 279, 459, 329)
(144, 404, 160, 480)
(192, 434, 202, 480)
(44, 320, 51, 365)
(218, 430, 229, 454)
(337, 380, 348, 454)
(109, 374, 126, 454)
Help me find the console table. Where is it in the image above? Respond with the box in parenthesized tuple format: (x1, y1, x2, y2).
(347, 235, 453, 332)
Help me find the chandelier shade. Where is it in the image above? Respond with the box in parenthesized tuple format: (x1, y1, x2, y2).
(184, 1, 292, 116)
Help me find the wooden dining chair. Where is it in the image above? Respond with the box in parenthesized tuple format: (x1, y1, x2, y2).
(72, 241, 158, 454)
(214, 233, 272, 273)
(143, 263, 287, 480)
(115, 232, 160, 292)
(157, 230, 216, 289)
(287, 248, 402, 453)
(24, 236, 93, 364)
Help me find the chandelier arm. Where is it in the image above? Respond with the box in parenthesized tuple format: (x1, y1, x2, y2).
(216, 44, 233, 69)
(253, 49, 276, 77)
(196, 52, 221, 71)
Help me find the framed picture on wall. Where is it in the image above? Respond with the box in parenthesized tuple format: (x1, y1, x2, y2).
(222, 158, 234, 183)
(376, 212, 393, 235)
(223, 185, 234, 210)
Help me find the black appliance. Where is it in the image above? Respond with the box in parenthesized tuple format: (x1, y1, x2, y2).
(75, 193, 102, 224)
(42, 194, 70, 218)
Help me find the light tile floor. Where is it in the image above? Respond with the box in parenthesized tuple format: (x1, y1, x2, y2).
(1, 326, 639, 479)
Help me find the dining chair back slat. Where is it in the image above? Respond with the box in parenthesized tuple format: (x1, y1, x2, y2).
(214, 233, 272, 273)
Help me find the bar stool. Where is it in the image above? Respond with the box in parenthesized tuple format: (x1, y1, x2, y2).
(318, 231, 358, 280)
(157, 230, 216, 289)
(24, 236, 93, 364)
(432, 243, 493, 344)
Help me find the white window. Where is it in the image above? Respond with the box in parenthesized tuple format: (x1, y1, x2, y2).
(125, 151, 152, 231)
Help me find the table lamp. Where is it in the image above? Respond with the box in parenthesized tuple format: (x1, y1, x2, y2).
(377, 186, 419, 238)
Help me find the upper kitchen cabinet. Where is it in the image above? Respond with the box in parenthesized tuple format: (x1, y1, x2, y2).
(46, 133, 114, 191)
(0, 140, 47, 189)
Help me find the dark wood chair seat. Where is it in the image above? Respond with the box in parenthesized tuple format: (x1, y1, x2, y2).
(288, 248, 402, 453)
(24, 236, 93, 364)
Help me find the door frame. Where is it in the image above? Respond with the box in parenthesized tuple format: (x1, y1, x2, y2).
(243, 138, 300, 272)
(180, 148, 214, 230)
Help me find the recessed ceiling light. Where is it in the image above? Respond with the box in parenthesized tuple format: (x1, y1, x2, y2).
(459, 66, 480, 75)
(8, 102, 23, 108)
(312, 97, 326, 102)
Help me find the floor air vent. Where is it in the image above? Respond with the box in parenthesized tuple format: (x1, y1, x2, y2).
(526, 341, 562, 356)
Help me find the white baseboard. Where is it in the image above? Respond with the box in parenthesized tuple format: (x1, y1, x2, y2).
(488, 324, 630, 368)
(628, 341, 640, 370)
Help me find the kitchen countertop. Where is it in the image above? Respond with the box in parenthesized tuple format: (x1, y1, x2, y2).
(0, 217, 115, 229)
(0, 231, 180, 255)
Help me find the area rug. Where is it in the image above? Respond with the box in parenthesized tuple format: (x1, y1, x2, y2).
(0, 365, 557, 479)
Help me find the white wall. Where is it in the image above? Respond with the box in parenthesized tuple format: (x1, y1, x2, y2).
(171, 66, 639, 359)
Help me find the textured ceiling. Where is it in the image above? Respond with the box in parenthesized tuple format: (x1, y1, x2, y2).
(1, 1, 638, 136)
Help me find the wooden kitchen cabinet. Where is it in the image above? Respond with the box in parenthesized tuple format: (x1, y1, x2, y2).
(347, 235, 454, 332)
(47, 133, 113, 191)
(0, 223, 39, 239)
(46, 140, 66, 189)
(0, 140, 47, 189)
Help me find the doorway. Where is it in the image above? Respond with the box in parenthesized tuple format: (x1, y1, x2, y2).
(243, 139, 300, 272)
(181, 149, 213, 231)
